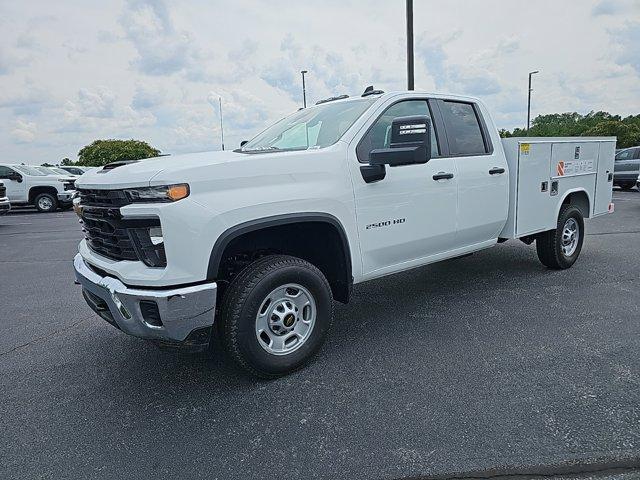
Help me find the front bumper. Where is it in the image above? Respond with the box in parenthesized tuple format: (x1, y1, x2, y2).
(58, 191, 75, 203)
(0, 198, 10, 215)
(74, 254, 217, 347)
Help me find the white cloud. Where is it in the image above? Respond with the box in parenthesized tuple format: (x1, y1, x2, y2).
(10, 119, 37, 143)
(0, 0, 638, 163)
(74, 87, 117, 118)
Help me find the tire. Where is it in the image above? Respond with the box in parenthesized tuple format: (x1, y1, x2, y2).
(620, 183, 635, 191)
(218, 255, 334, 378)
(34, 193, 58, 213)
(536, 204, 584, 269)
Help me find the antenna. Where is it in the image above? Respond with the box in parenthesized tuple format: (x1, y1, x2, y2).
(219, 97, 225, 151)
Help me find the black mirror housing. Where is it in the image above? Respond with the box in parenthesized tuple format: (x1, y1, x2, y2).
(369, 115, 431, 167)
(9, 172, 22, 182)
(240, 140, 248, 147)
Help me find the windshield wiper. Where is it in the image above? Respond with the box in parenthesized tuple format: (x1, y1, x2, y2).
(241, 146, 307, 153)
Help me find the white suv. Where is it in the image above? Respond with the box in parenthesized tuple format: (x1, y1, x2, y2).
(0, 164, 76, 212)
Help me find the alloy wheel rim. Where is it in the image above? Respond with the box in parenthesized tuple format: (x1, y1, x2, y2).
(561, 217, 579, 257)
(255, 283, 316, 356)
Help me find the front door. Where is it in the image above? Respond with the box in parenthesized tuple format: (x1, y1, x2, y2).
(0, 166, 27, 202)
(349, 99, 458, 278)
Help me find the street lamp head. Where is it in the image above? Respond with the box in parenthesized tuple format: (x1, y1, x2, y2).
(529, 70, 540, 75)
(301, 70, 308, 74)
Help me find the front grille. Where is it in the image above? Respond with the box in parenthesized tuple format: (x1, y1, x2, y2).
(77, 188, 165, 266)
(81, 205, 139, 261)
(0, 185, 6, 198)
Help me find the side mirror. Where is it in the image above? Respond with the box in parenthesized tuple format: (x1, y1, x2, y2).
(369, 116, 431, 167)
(240, 140, 248, 147)
(9, 172, 22, 183)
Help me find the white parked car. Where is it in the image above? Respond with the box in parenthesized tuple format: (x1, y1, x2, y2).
(73, 89, 615, 377)
(0, 164, 76, 212)
(0, 181, 10, 215)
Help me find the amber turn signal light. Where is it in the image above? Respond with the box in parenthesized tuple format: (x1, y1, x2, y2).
(167, 184, 190, 201)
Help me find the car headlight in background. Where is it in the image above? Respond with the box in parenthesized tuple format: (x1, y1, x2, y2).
(123, 184, 189, 203)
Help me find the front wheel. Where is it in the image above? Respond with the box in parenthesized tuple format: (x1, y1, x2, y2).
(536, 204, 584, 269)
(218, 255, 334, 378)
(34, 193, 58, 213)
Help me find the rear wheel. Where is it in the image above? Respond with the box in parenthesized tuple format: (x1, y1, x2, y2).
(620, 182, 635, 191)
(218, 255, 333, 378)
(536, 204, 584, 269)
(34, 193, 58, 213)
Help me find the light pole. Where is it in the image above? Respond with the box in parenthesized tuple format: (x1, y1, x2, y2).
(219, 97, 225, 151)
(527, 70, 539, 132)
(406, 0, 414, 90)
(301, 70, 308, 108)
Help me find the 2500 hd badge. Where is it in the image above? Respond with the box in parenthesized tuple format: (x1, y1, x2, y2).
(366, 218, 406, 229)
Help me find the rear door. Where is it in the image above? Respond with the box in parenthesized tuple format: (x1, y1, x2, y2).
(436, 100, 509, 247)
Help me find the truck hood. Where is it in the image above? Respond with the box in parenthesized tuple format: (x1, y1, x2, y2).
(76, 150, 244, 189)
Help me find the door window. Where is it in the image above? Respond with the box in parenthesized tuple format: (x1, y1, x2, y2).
(0, 166, 16, 178)
(440, 101, 487, 156)
(356, 100, 439, 163)
(615, 149, 634, 161)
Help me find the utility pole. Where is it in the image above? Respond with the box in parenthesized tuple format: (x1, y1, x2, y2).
(219, 97, 225, 151)
(406, 0, 414, 90)
(301, 70, 308, 108)
(527, 71, 539, 132)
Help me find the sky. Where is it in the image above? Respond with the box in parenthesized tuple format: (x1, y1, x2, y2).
(1, 0, 639, 164)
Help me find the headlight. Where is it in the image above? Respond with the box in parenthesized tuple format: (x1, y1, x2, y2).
(123, 184, 190, 203)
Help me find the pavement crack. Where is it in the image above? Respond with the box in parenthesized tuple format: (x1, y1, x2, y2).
(0, 315, 92, 357)
(393, 458, 640, 480)
(586, 230, 640, 236)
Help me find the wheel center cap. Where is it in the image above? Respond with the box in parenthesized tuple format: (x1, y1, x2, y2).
(283, 313, 296, 328)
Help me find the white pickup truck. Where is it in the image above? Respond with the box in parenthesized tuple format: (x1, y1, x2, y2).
(73, 90, 615, 377)
(0, 164, 76, 212)
(0, 181, 10, 215)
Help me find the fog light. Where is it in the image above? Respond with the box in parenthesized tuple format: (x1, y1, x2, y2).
(148, 226, 163, 246)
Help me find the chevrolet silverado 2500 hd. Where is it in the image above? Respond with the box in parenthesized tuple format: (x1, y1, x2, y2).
(0, 164, 76, 212)
(73, 90, 615, 377)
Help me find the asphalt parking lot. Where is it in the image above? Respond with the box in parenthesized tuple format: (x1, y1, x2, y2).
(1, 190, 640, 480)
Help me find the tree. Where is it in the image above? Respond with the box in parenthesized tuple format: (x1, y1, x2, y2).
(499, 111, 640, 148)
(41, 162, 54, 167)
(60, 158, 73, 166)
(583, 121, 640, 148)
(77, 139, 161, 167)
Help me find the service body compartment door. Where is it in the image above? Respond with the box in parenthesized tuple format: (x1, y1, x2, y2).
(515, 142, 556, 235)
(549, 142, 598, 179)
(594, 141, 615, 215)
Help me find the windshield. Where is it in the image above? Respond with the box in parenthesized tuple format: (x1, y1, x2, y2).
(242, 98, 376, 152)
(34, 166, 59, 175)
(51, 167, 72, 175)
(14, 165, 48, 176)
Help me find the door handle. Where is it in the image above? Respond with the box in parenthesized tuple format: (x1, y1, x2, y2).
(489, 167, 505, 175)
(432, 172, 454, 181)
